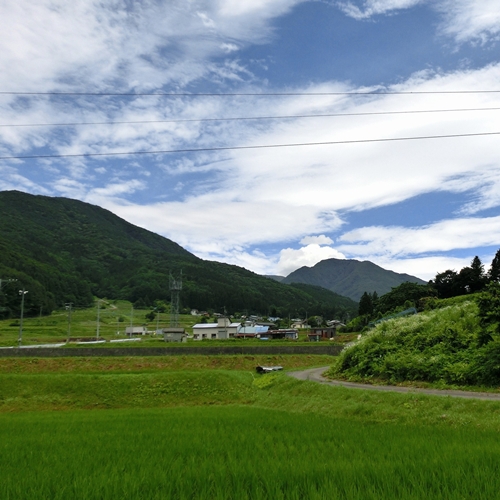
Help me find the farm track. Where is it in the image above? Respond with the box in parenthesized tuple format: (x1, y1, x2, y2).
(288, 367, 500, 400)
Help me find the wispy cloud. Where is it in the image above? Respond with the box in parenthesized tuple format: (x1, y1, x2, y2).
(2, 0, 500, 281)
(438, 0, 500, 44)
(338, 216, 500, 257)
(338, 0, 500, 44)
(337, 0, 423, 20)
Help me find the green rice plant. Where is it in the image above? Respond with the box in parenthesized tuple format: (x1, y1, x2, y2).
(2, 406, 500, 499)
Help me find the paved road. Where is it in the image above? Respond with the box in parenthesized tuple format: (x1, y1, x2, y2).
(287, 367, 500, 401)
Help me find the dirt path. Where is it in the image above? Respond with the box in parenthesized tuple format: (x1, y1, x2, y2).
(287, 367, 500, 401)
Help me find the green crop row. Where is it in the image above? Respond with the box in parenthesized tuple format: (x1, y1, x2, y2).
(2, 405, 500, 499)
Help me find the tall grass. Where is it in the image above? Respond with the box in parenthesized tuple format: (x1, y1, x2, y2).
(331, 300, 500, 386)
(2, 406, 500, 499)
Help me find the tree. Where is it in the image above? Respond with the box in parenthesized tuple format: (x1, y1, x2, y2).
(376, 282, 436, 315)
(430, 270, 459, 298)
(476, 282, 500, 346)
(489, 249, 500, 283)
(457, 256, 487, 294)
(358, 292, 374, 316)
(145, 310, 156, 322)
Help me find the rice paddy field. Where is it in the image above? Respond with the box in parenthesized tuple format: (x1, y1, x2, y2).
(2, 355, 500, 499)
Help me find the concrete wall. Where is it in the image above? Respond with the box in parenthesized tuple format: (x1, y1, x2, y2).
(0, 345, 343, 358)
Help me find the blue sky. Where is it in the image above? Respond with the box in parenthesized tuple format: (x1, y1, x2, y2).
(1, 0, 500, 280)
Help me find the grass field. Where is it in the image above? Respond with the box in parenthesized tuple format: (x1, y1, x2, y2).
(0, 300, 193, 346)
(2, 356, 500, 498)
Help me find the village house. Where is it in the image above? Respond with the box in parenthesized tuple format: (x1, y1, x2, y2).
(234, 325, 269, 339)
(192, 317, 241, 340)
(309, 320, 345, 340)
(291, 319, 309, 329)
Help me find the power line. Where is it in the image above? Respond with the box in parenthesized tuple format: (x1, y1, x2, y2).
(2, 107, 500, 128)
(1, 131, 499, 161)
(1, 90, 500, 97)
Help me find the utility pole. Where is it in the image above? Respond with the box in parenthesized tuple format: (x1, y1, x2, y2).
(130, 305, 133, 337)
(18, 288, 28, 347)
(96, 300, 101, 339)
(65, 302, 73, 343)
(169, 271, 182, 327)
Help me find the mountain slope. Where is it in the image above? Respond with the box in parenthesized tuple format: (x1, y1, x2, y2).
(282, 258, 426, 301)
(0, 191, 358, 319)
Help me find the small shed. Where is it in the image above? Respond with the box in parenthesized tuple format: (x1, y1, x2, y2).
(125, 326, 147, 336)
(310, 323, 345, 339)
(163, 327, 187, 343)
(263, 329, 298, 340)
(308, 333, 322, 342)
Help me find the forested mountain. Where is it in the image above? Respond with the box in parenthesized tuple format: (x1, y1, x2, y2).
(282, 258, 426, 301)
(0, 191, 357, 319)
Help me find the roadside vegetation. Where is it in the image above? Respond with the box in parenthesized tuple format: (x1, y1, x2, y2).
(348, 251, 500, 332)
(330, 283, 500, 387)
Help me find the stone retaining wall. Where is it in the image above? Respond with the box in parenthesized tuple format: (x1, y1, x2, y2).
(0, 345, 343, 357)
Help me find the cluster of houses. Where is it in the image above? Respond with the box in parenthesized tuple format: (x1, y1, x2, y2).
(154, 317, 345, 343)
(124, 315, 345, 343)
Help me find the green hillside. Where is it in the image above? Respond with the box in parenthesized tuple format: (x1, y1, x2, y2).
(282, 258, 426, 301)
(330, 287, 500, 387)
(0, 191, 358, 319)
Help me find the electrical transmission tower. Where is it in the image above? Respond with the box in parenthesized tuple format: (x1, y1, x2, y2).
(169, 272, 182, 327)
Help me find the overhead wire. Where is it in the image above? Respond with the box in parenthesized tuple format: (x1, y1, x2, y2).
(1, 90, 500, 97)
(1, 131, 499, 161)
(1, 106, 500, 128)
(1, 89, 499, 161)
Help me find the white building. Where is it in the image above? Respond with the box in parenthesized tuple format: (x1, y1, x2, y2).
(192, 317, 240, 340)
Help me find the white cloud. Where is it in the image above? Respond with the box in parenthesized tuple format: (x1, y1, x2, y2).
(337, 216, 500, 257)
(362, 255, 473, 281)
(438, 0, 500, 43)
(337, 0, 423, 20)
(338, 0, 500, 44)
(2, 0, 500, 283)
(9, 62, 499, 278)
(277, 244, 346, 276)
(300, 235, 334, 245)
(106, 197, 344, 251)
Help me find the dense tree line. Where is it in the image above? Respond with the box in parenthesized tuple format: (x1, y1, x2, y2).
(0, 191, 358, 320)
(430, 251, 500, 298)
(352, 250, 500, 331)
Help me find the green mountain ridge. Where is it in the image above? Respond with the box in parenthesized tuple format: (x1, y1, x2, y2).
(0, 191, 357, 320)
(282, 258, 426, 302)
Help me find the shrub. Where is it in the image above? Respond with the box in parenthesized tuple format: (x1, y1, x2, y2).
(332, 301, 495, 386)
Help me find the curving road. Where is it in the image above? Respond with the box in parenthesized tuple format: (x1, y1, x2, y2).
(287, 367, 500, 401)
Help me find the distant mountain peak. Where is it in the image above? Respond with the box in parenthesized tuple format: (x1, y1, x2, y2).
(282, 257, 425, 301)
